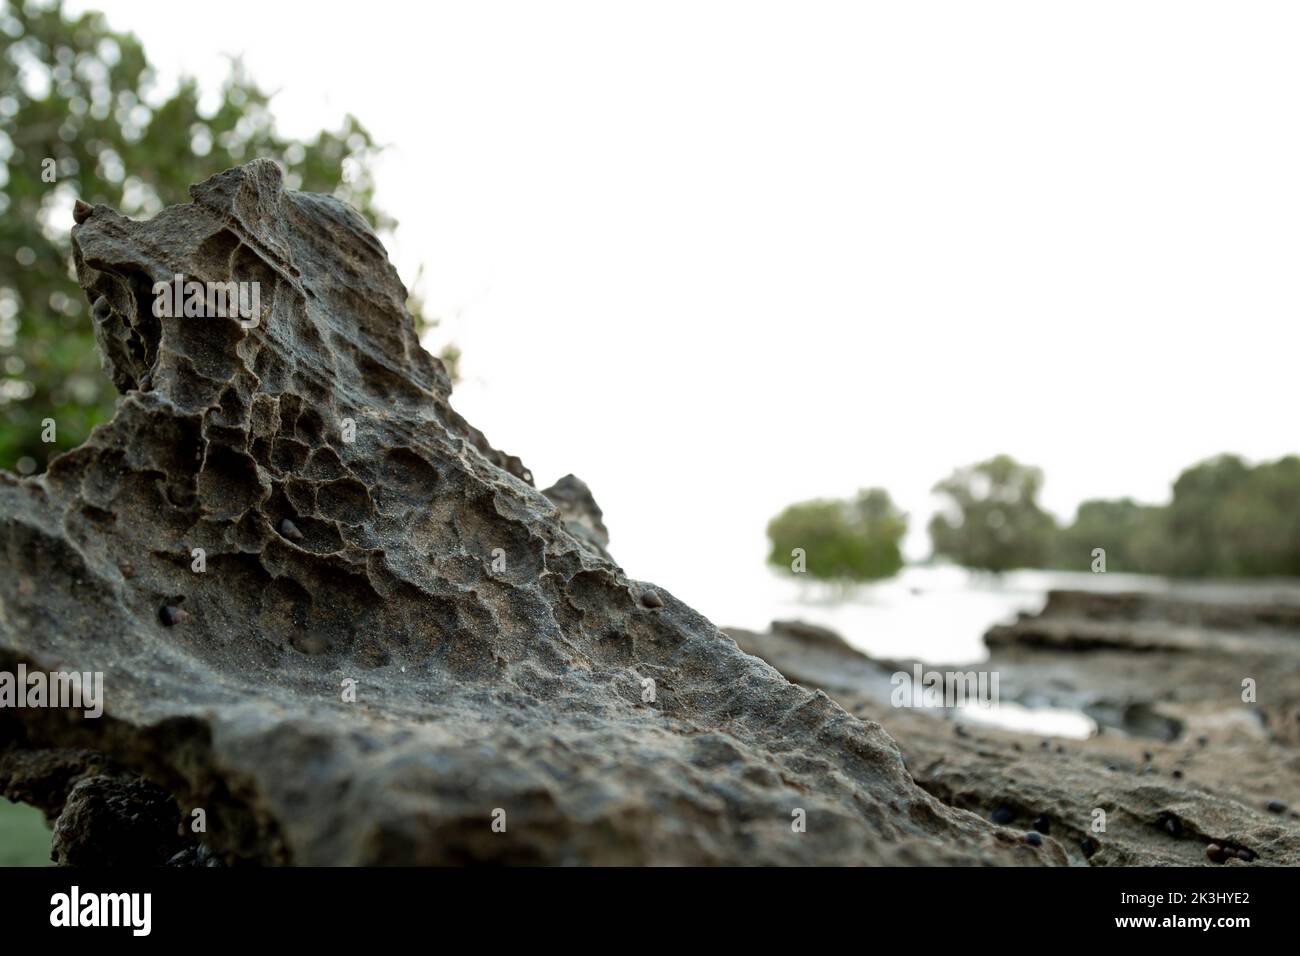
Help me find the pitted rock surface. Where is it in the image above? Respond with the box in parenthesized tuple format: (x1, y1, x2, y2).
(0, 161, 1041, 865)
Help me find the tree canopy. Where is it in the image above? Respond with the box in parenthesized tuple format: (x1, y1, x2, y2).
(927, 454, 1057, 573)
(0, 0, 451, 473)
(767, 487, 907, 582)
(1053, 455, 1300, 578)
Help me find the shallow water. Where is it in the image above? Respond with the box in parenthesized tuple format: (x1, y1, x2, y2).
(706, 564, 1175, 664)
(957, 700, 1097, 739)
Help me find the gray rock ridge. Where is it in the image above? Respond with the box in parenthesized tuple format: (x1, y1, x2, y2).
(0, 160, 1038, 865)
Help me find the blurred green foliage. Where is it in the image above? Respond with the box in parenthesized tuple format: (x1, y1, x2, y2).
(1051, 496, 1165, 571)
(1053, 455, 1300, 577)
(929, 452, 1300, 578)
(0, 0, 452, 474)
(767, 487, 907, 582)
(0, 799, 50, 866)
(928, 454, 1057, 573)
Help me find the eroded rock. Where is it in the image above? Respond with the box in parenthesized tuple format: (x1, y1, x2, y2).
(0, 161, 1037, 865)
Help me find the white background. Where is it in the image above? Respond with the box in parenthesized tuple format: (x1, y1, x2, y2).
(74, 1, 1300, 616)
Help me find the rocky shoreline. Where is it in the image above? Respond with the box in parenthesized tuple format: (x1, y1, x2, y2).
(728, 585, 1300, 866)
(1, 161, 1293, 866)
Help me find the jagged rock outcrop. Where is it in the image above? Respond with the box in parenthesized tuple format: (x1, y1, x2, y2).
(541, 474, 612, 562)
(728, 587, 1300, 866)
(0, 161, 1043, 865)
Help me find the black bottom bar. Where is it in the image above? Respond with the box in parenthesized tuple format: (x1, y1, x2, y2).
(0, 864, 1277, 942)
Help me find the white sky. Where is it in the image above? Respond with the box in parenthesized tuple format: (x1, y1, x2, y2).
(73, 1, 1300, 611)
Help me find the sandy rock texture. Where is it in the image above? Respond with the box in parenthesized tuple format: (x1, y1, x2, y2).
(0, 161, 1045, 865)
(728, 587, 1300, 866)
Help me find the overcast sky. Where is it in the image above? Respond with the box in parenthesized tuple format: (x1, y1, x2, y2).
(73, 0, 1300, 610)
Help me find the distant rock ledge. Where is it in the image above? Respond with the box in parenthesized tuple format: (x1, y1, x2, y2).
(729, 586, 1300, 866)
